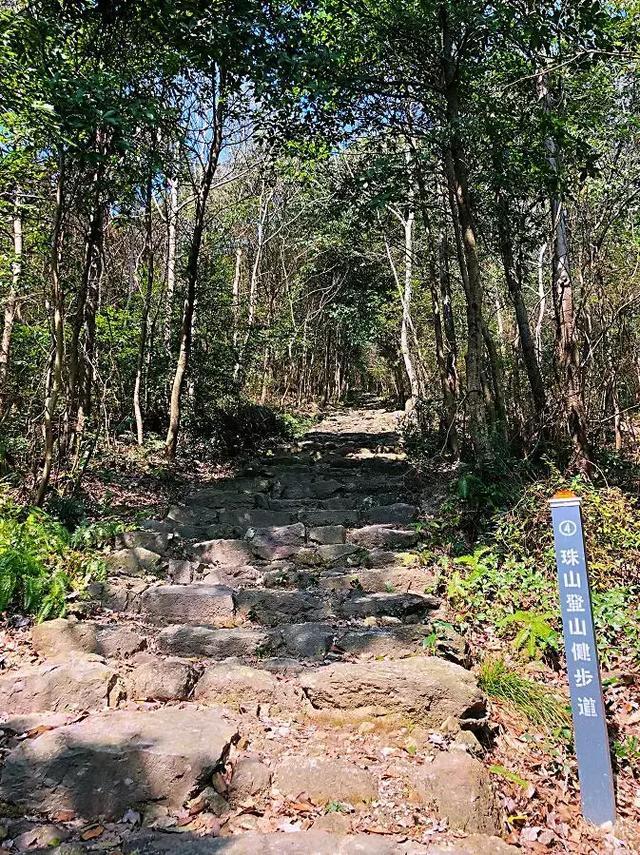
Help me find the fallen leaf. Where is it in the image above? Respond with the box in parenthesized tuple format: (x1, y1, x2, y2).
(81, 824, 105, 840)
(51, 809, 76, 822)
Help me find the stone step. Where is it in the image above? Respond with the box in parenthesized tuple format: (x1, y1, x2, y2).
(130, 574, 439, 627)
(0, 659, 121, 714)
(120, 830, 518, 855)
(300, 656, 486, 727)
(348, 524, 419, 550)
(141, 583, 236, 627)
(1, 707, 238, 820)
(235, 588, 437, 627)
(156, 619, 432, 662)
(157, 624, 272, 659)
(262, 565, 435, 595)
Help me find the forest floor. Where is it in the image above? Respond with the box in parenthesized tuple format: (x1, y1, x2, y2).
(0, 406, 638, 854)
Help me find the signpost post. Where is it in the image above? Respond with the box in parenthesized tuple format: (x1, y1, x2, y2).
(550, 489, 616, 826)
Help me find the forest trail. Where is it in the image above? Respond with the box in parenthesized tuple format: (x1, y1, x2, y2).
(0, 407, 516, 854)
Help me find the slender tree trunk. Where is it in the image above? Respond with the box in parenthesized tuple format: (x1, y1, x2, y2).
(166, 75, 224, 459)
(430, 250, 459, 455)
(164, 166, 178, 350)
(538, 70, 590, 471)
(35, 151, 66, 506)
(400, 199, 421, 404)
(412, 159, 459, 451)
(441, 12, 488, 455)
(231, 245, 242, 348)
(0, 191, 22, 415)
(67, 131, 108, 450)
(493, 164, 547, 421)
(134, 176, 154, 445)
(481, 319, 508, 433)
(234, 180, 270, 383)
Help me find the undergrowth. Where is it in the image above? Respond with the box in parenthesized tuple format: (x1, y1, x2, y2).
(478, 659, 571, 731)
(187, 397, 316, 456)
(0, 494, 105, 622)
(421, 462, 640, 666)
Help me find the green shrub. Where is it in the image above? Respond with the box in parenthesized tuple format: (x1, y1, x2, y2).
(187, 397, 308, 456)
(0, 496, 105, 622)
(432, 467, 640, 665)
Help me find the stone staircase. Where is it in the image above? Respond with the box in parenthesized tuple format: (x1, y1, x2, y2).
(0, 408, 518, 854)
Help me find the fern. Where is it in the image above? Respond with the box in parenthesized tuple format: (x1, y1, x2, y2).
(0, 494, 105, 622)
(498, 610, 559, 660)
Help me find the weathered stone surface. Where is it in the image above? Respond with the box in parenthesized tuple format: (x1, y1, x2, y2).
(167, 505, 203, 526)
(192, 538, 254, 567)
(318, 568, 436, 596)
(337, 625, 426, 659)
(0, 711, 76, 734)
(96, 626, 146, 659)
(31, 618, 98, 659)
(122, 831, 402, 854)
(141, 584, 235, 627)
(412, 752, 500, 835)
(229, 757, 272, 799)
(311, 813, 353, 835)
(247, 522, 306, 560)
(316, 543, 361, 564)
(0, 660, 119, 714)
(104, 547, 162, 576)
(188, 487, 257, 508)
(273, 756, 377, 806)
(194, 664, 293, 712)
(425, 836, 518, 855)
(13, 823, 70, 850)
(340, 592, 437, 622)
(167, 559, 200, 584)
(116, 530, 170, 554)
(279, 622, 335, 659)
(300, 657, 485, 726)
(364, 504, 418, 525)
(219, 509, 294, 531)
(235, 589, 334, 626)
(95, 576, 148, 613)
(103, 548, 138, 575)
(300, 509, 359, 527)
(281, 478, 342, 500)
(157, 625, 273, 659)
(308, 525, 346, 545)
(127, 658, 194, 701)
(1, 707, 239, 819)
(349, 525, 418, 550)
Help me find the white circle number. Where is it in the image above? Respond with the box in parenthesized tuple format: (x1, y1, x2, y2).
(559, 520, 577, 537)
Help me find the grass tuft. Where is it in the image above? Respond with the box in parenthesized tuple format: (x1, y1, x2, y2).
(478, 658, 570, 730)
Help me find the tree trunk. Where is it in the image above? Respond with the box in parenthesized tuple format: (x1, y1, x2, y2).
(134, 176, 154, 445)
(494, 163, 547, 421)
(0, 191, 22, 415)
(440, 11, 488, 455)
(537, 69, 590, 471)
(231, 245, 242, 348)
(400, 199, 421, 404)
(164, 166, 178, 350)
(35, 151, 66, 506)
(233, 180, 271, 384)
(166, 75, 224, 460)
(67, 130, 108, 450)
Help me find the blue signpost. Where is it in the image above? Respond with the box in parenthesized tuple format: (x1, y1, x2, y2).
(550, 490, 616, 826)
